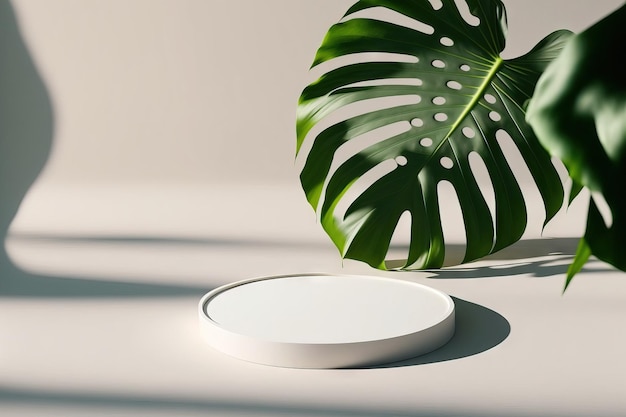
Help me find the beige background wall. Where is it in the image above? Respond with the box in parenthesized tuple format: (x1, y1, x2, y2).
(10, 0, 624, 187)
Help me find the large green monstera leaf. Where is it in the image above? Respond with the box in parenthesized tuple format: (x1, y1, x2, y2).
(297, 0, 571, 270)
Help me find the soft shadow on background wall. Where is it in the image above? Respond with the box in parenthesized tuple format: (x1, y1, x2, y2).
(0, 0, 52, 250)
(0, 0, 205, 297)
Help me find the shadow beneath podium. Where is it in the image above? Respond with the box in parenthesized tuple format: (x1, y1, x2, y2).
(366, 297, 510, 368)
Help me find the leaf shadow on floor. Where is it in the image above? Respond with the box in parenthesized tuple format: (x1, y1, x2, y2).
(389, 237, 615, 280)
(364, 237, 618, 369)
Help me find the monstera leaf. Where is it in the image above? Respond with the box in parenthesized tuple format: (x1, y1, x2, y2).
(527, 5, 626, 289)
(297, 0, 571, 270)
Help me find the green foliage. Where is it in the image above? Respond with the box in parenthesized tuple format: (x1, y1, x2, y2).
(297, 0, 570, 270)
(527, 5, 626, 286)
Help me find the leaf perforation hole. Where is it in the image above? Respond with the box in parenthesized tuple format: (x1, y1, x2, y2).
(333, 121, 412, 162)
(315, 95, 421, 135)
(324, 121, 412, 196)
(296, 94, 420, 173)
(420, 138, 433, 147)
(334, 159, 398, 222)
(428, 0, 443, 10)
(395, 155, 408, 167)
(462, 126, 475, 138)
(484, 93, 496, 104)
(308, 52, 418, 82)
(468, 152, 496, 228)
(411, 118, 424, 127)
(342, 7, 434, 35)
(432, 96, 446, 105)
(440, 37, 454, 47)
(460, 64, 471, 72)
(495, 129, 546, 232)
(489, 111, 501, 122)
(453, 0, 481, 26)
(343, 78, 423, 90)
(434, 112, 448, 122)
(446, 80, 462, 90)
(431, 59, 445, 69)
(385, 210, 412, 270)
(437, 180, 466, 266)
(440, 156, 454, 169)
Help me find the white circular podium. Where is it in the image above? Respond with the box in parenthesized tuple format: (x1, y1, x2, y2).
(198, 274, 455, 368)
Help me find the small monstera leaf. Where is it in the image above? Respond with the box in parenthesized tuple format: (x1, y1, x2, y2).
(297, 0, 570, 270)
(527, 5, 626, 289)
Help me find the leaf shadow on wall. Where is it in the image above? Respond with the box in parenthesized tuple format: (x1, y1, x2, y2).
(0, 0, 207, 298)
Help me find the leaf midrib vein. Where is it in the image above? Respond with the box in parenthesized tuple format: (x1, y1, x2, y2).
(428, 56, 503, 161)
